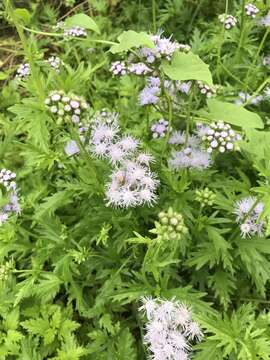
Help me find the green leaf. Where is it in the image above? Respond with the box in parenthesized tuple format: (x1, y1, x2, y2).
(162, 51, 213, 86)
(110, 30, 154, 54)
(206, 99, 264, 129)
(64, 14, 100, 34)
(14, 8, 31, 25)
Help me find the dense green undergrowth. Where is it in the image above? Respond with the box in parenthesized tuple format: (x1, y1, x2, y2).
(1, 0, 270, 359)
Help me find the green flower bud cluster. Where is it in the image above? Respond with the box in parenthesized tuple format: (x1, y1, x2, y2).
(195, 187, 216, 207)
(45, 90, 89, 125)
(0, 260, 13, 281)
(153, 207, 188, 241)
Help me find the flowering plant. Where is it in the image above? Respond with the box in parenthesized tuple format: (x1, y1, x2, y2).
(1, 0, 270, 359)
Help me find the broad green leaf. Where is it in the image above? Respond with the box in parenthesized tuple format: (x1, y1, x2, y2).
(14, 8, 31, 25)
(162, 51, 213, 86)
(110, 30, 154, 54)
(64, 14, 100, 34)
(207, 99, 263, 129)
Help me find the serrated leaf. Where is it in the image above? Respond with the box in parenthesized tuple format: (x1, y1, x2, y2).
(110, 30, 154, 54)
(64, 14, 100, 34)
(206, 99, 263, 129)
(162, 51, 213, 86)
(14, 8, 31, 25)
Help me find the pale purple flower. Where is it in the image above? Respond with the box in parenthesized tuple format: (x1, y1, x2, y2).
(151, 119, 169, 138)
(47, 56, 62, 72)
(177, 81, 192, 94)
(105, 161, 158, 208)
(148, 76, 161, 87)
(245, 4, 259, 17)
(234, 196, 265, 238)
(198, 81, 216, 98)
(64, 26, 87, 37)
(139, 86, 160, 105)
(128, 62, 151, 75)
(64, 140, 80, 156)
(235, 91, 263, 105)
(219, 14, 237, 29)
(201, 121, 241, 153)
(259, 15, 270, 27)
(139, 297, 203, 360)
(168, 147, 211, 170)
(169, 131, 201, 147)
(16, 63, 30, 78)
(110, 61, 127, 76)
(0, 169, 20, 225)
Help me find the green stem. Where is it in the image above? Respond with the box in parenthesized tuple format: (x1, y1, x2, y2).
(244, 28, 270, 88)
(235, 0, 246, 60)
(152, 0, 157, 33)
(216, 0, 228, 82)
(5, 1, 44, 100)
(185, 85, 194, 146)
(242, 77, 270, 107)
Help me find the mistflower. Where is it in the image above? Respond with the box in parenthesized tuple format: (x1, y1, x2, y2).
(177, 81, 192, 95)
(64, 26, 87, 37)
(259, 15, 270, 27)
(139, 297, 203, 360)
(151, 119, 169, 138)
(45, 90, 89, 125)
(128, 62, 151, 75)
(245, 3, 259, 17)
(168, 147, 211, 170)
(88, 109, 159, 208)
(263, 55, 270, 66)
(235, 91, 263, 105)
(197, 81, 216, 98)
(219, 14, 237, 29)
(0, 169, 20, 226)
(47, 56, 62, 73)
(139, 85, 160, 106)
(169, 131, 201, 148)
(139, 32, 190, 63)
(64, 140, 80, 156)
(16, 63, 30, 78)
(105, 161, 158, 208)
(234, 196, 265, 238)
(195, 188, 216, 207)
(201, 121, 241, 153)
(110, 61, 127, 76)
(151, 207, 188, 241)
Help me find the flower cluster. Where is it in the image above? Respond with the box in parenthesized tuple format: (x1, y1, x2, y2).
(195, 188, 216, 208)
(139, 297, 203, 360)
(45, 90, 89, 124)
(234, 196, 265, 238)
(16, 63, 30, 79)
(245, 4, 259, 18)
(89, 110, 159, 208)
(64, 26, 87, 37)
(197, 81, 216, 98)
(259, 15, 270, 27)
(0, 169, 20, 226)
(151, 119, 169, 138)
(138, 32, 190, 63)
(218, 14, 237, 29)
(110, 61, 127, 76)
(201, 121, 241, 154)
(168, 130, 211, 170)
(47, 56, 62, 73)
(151, 207, 188, 241)
(235, 91, 263, 106)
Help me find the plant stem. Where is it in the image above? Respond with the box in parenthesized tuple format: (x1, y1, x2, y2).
(235, 0, 246, 60)
(244, 28, 270, 88)
(152, 0, 157, 33)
